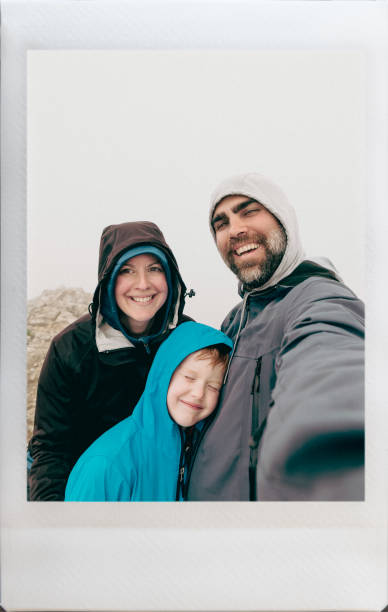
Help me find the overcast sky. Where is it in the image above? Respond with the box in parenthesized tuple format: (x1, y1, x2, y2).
(27, 50, 365, 328)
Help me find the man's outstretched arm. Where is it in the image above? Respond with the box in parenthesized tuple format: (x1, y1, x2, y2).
(256, 278, 364, 501)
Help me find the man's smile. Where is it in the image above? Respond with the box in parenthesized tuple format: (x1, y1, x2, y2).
(234, 242, 260, 257)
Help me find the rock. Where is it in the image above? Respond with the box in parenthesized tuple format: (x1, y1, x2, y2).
(27, 287, 92, 441)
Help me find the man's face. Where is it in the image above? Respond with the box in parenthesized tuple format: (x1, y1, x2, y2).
(211, 195, 287, 289)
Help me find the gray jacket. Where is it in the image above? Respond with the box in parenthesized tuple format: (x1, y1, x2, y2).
(187, 261, 364, 501)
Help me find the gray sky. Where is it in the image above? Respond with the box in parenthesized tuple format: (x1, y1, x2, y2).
(27, 50, 365, 327)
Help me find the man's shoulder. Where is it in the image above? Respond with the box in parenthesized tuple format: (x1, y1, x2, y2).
(284, 274, 363, 308)
(219, 274, 337, 327)
(221, 273, 363, 333)
(271, 275, 364, 342)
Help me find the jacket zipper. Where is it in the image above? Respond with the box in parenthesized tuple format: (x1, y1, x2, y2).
(182, 417, 216, 499)
(175, 428, 186, 501)
(175, 427, 198, 501)
(249, 357, 262, 501)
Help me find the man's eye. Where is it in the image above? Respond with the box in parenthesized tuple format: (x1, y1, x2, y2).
(208, 385, 220, 392)
(214, 221, 226, 232)
(184, 375, 194, 381)
(244, 207, 260, 215)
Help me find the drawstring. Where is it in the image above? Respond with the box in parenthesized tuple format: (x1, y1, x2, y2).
(223, 292, 250, 385)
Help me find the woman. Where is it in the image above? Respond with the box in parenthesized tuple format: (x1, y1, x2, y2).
(28, 221, 191, 500)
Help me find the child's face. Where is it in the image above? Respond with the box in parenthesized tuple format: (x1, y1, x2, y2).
(167, 351, 226, 428)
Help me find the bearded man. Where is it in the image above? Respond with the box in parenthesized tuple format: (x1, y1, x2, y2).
(187, 172, 364, 501)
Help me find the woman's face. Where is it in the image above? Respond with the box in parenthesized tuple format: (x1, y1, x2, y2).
(114, 253, 169, 336)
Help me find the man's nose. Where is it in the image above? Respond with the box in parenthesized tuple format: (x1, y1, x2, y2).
(229, 215, 248, 238)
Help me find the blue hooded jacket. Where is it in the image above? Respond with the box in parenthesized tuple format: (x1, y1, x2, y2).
(65, 322, 232, 501)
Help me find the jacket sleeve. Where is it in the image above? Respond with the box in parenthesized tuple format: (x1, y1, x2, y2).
(65, 455, 132, 501)
(28, 339, 78, 501)
(256, 280, 365, 501)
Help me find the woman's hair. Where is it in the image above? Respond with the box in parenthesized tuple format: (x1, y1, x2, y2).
(194, 343, 230, 368)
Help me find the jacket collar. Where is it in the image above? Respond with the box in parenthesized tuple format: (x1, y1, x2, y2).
(239, 259, 340, 298)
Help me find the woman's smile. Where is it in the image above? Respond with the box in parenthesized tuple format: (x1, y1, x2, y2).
(129, 295, 156, 303)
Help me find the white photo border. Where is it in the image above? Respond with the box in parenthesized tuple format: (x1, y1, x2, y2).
(1, 1, 387, 610)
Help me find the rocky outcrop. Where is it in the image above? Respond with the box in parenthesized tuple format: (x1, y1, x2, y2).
(27, 287, 92, 441)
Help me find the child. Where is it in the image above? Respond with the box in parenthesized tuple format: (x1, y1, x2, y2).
(65, 321, 232, 501)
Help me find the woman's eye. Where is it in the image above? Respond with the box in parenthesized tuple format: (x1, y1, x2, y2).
(119, 268, 133, 274)
(149, 266, 163, 273)
(208, 385, 220, 392)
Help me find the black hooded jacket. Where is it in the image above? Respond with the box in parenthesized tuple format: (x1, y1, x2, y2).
(28, 221, 190, 501)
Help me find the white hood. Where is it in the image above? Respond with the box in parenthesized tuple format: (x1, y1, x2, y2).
(209, 172, 306, 292)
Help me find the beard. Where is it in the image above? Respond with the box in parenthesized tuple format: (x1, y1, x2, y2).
(225, 227, 287, 290)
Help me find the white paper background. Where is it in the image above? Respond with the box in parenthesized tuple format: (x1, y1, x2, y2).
(1, 1, 387, 610)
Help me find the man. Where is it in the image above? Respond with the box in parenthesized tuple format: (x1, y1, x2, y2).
(187, 172, 364, 501)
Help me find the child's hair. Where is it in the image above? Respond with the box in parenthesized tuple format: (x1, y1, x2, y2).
(194, 343, 230, 368)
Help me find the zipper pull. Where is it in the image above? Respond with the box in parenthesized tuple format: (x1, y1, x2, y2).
(251, 358, 262, 394)
(143, 342, 151, 355)
(179, 466, 185, 483)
